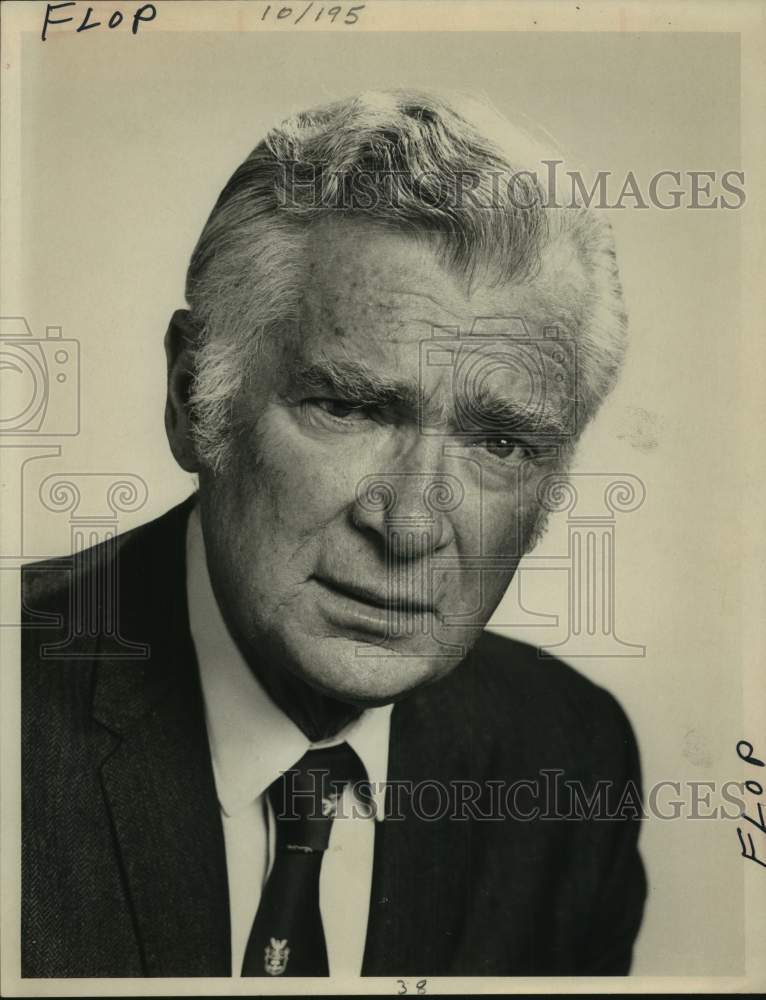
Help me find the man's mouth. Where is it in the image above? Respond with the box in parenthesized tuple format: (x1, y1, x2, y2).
(315, 575, 434, 613)
(312, 575, 436, 636)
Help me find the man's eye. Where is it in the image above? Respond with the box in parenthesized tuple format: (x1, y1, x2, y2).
(477, 436, 528, 461)
(308, 398, 370, 421)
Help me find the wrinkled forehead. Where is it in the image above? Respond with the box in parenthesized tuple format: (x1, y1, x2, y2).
(285, 219, 584, 405)
(295, 217, 586, 356)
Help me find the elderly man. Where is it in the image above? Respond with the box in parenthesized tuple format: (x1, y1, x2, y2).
(21, 90, 645, 979)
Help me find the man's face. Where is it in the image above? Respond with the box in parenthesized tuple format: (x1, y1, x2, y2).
(193, 219, 580, 706)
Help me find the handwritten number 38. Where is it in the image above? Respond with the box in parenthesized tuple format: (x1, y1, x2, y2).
(397, 980, 427, 995)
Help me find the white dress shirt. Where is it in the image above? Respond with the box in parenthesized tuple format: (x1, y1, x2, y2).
(185, 505, 393, 977)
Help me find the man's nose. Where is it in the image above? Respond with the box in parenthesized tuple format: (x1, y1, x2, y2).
(351, 471, 462, 558)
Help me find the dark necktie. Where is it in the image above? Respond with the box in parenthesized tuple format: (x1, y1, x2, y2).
(240, 742, 364, 977)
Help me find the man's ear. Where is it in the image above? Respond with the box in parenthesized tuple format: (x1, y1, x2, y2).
(164, 309, 201, 473)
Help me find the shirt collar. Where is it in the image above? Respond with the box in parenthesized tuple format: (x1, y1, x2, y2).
(186, 502, 392, 819)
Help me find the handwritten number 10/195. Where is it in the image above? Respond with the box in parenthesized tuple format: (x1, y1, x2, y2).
(261, 3, 366, 25)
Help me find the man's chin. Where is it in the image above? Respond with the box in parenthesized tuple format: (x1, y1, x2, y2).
(288, 633, 467, 707)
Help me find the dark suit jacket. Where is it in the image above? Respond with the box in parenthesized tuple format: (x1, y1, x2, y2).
(21, 496, 646, 978)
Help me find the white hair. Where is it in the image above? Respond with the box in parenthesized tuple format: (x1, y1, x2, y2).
(185, 89, 627, 471)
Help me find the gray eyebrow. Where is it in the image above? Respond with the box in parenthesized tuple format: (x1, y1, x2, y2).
(291, 358, 447, 424)
(293, 358, 417, 406)
(468, 386, 570, 437)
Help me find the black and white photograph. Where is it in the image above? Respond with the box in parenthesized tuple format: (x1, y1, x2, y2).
(1, 0, 764, 994)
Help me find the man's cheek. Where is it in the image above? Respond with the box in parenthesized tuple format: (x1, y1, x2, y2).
(274, 442, 370, 524)
(470, 493, 527, 558)
(508, 473, 549, 547)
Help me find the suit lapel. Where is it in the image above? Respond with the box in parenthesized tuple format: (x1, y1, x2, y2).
(97, 673, 230, 976)
(362, 667, 477, 975)
(92, 498, 230, 976)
